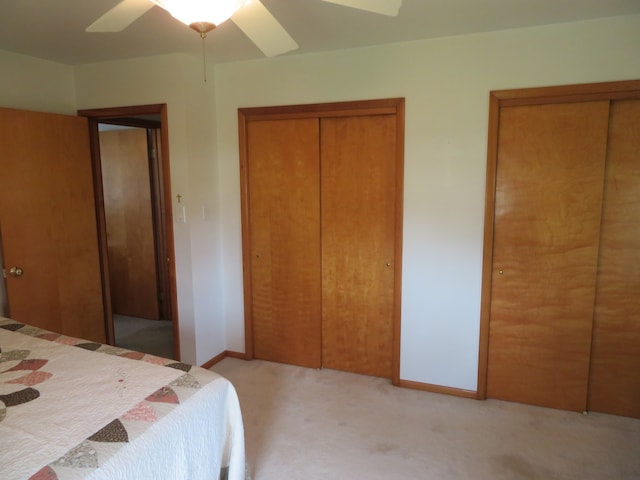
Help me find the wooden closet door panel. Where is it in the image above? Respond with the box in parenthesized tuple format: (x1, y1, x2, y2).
(247, 118, 322, 368)
(487, 101, 610, 411)
(321, 115, 397, 378)
(100, 129, 160, 320)
(589, 99, 640, 418)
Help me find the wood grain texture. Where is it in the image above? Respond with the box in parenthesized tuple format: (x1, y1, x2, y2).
(321, 115, 397, 378)
(240, 99, 404, 376)
(588, 99, 640, 418)
(491, 80, 640, 107)
(100, 128, 160, 320)
(0, 108, 105, 342)
(487, 101, 610, 412)
(477, 92, 502, 399)
(247, 118, 322, 368)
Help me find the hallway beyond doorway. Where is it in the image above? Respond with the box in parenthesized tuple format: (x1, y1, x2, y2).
(114, 314, 174, 359)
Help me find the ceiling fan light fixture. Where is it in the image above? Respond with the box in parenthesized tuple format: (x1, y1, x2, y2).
(151, 0, 247, 30)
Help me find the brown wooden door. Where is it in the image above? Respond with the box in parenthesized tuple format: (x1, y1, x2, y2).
(99, 128, 160, 320)
(487, 101, 610, 412)
(247, 118, 322, 368)
(588, 99, 640, 418)
(0, 108, 105, 342)
(321, 115, 397, 378)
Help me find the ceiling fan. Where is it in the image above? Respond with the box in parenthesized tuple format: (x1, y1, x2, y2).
(86, 0, 402, 58)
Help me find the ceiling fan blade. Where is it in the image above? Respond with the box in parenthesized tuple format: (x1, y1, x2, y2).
(86, 0, 155, 32)
(231, 0, 298, 58)
(321, 0, 402, 16)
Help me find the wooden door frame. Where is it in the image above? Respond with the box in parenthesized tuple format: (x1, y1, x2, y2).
(238, 98, 405, 385)
(77, 104, 180, 360)
(477, 80, 640, 400)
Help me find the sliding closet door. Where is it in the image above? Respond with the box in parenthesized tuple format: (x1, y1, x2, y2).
(588, 99, 640, 419)
(486, 102, 610, 411)
(246, 118, 322, 368)
(321, 115, 398, 378)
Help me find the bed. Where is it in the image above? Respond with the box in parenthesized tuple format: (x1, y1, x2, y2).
(0, 317, 246, 480)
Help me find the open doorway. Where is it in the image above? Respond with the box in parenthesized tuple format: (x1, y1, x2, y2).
(78, 105, 179, 361)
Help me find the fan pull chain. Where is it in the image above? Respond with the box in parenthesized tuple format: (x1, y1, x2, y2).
(201, 32, 207, 83)
(188, 22, 215, 83)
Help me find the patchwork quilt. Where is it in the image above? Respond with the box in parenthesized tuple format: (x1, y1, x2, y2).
(0, 317, 245, 480)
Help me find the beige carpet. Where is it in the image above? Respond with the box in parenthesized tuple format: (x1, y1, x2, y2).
(212, 358, 640, 480)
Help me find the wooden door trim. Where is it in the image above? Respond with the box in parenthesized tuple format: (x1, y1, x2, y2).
(392, 100, 405, 386)
(148, 129, 172, 322)
(477, 79, 640, 400)
(77, 104, 180, 360)
(83, 120, 114, 344)
(490, 79, 640, 106)
(238, 98, 405, 382)
(238, 98, 402, 121)
(237, 109, 252, 361)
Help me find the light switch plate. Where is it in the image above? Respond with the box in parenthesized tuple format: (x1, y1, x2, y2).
(175, 205, 186, 223)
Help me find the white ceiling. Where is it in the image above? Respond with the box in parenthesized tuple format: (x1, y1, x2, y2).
(1, 0, 639, 66)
